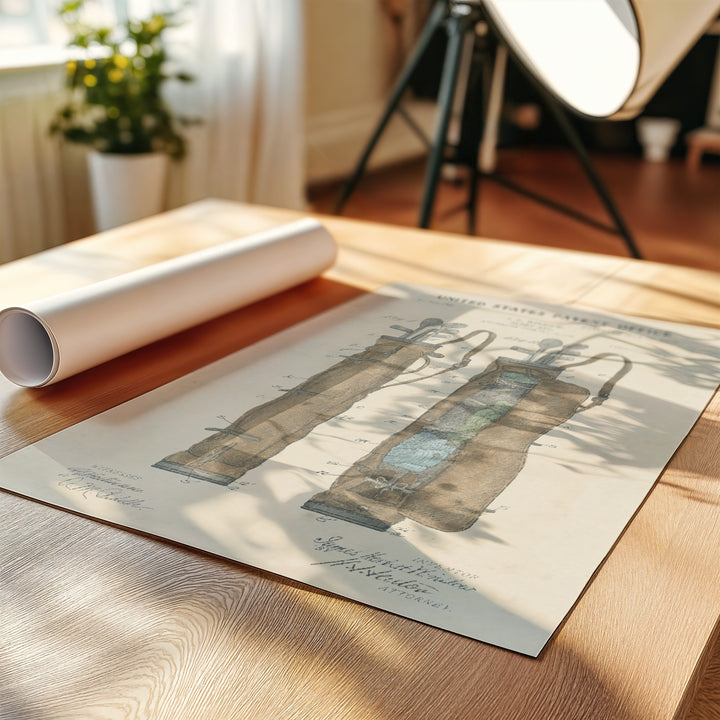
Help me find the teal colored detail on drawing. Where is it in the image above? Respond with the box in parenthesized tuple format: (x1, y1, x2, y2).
(383, 432, 456, 472)
(451, 402, 513, 441)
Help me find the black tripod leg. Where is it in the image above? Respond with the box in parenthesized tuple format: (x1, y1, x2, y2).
(418, 11, 473, 229)
(334, 0, 447, 214)
(464, 36, 496, 235)
(464, 54, 485, 236)
(467, 149, 480, 235)
(539, 89, 643, 259)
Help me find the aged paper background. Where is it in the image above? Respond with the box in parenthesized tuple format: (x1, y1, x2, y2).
(1, 285, 718, 656)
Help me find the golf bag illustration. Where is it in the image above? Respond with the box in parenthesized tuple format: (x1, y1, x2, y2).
(154, 319, 495, 485)
(303, 338, 631, 532)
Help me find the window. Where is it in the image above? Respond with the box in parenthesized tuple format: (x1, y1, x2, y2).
(0, 1, 172, 69)
(0, 0, 63, 49)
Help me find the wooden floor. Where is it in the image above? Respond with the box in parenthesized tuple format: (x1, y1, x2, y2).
(309, 148, 720, 273)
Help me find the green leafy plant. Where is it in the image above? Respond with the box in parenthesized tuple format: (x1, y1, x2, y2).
(50, 1, 193, 158)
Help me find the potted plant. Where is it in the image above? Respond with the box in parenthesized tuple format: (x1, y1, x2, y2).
(50, 0, 193, 231)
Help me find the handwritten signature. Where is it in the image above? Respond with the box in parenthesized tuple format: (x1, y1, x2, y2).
(57, 465, 150, 510)
(310, 536, 477, 612)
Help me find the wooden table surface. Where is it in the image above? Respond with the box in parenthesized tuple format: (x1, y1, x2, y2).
(1, 199, 719, 720)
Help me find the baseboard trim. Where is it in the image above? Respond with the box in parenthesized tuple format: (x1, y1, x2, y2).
(305, 98, 437, 184)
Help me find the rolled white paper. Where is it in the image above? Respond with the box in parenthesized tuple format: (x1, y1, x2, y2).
(0, 218, 337, 387)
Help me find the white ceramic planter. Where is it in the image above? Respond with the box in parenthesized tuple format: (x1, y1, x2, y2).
(636, 117, 681, 163)
(87, 151, 169, 231)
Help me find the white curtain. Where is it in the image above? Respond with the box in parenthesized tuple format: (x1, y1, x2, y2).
(0, 66, 68, 264)
(167, 0, 307, 211)
(0, 0, 306, 263)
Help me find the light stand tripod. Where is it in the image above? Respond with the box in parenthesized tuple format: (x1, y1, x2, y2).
(334, 0, 642, 259)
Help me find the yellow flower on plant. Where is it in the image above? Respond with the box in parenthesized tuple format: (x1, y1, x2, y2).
(83, 75, 98, 87)
(84, 59, 96, 69)
(66, 60, 77, 74)
(108, 68, 124, 83)
(113, 55, 129, 69)
(147, 16, 165, 33)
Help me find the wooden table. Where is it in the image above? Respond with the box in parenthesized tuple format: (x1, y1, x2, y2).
(1, 199, 719, 720)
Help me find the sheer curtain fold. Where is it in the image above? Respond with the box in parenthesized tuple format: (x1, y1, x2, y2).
(168, 0, 306, 211)
(253, 0, 306, 209)
(0, 68, 67, 263)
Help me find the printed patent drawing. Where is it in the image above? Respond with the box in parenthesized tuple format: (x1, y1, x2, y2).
(4, 286, 714, 657)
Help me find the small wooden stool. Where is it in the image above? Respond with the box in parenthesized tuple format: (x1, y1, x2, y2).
(686, 127, 720, 170)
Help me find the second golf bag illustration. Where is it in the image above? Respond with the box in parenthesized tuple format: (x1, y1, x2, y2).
(303, 338, 631, 532)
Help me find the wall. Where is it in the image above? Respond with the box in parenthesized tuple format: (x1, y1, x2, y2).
(304, 0, 435, 184)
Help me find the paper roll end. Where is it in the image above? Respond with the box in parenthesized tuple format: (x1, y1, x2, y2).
(0, 308, 58, 387)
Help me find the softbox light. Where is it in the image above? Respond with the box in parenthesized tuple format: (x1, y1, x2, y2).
(483, 0, 720, 119)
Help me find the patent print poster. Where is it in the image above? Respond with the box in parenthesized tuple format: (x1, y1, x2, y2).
(2, 285, 719, 656)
